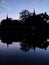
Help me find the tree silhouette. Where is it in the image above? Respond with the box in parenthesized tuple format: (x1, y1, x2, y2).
(19, 10, 31, 22)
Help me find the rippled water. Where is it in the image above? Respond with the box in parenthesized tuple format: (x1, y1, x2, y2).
(0, 40, 49, 65)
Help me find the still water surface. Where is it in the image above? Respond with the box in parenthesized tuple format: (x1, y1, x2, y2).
(0, 40, 49, 65)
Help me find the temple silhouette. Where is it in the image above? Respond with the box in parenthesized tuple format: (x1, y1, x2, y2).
(0, 10, 49, 51)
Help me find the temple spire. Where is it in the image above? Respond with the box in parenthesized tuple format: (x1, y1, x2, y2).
(33, 9, 36, 16)
(6, 14, 8, 19)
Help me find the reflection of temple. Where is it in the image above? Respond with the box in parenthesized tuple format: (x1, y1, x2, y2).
(0, 25, 49, 50)
(20, 35, 48, 52)
(20, 40, 48, 52)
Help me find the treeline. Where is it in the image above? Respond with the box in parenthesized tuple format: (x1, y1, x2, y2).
(0, 10, 49, 44)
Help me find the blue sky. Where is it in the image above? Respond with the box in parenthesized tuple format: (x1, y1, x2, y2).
(0, 0, 49, 21)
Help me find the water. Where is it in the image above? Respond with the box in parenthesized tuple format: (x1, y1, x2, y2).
(0, 40, 49, 65)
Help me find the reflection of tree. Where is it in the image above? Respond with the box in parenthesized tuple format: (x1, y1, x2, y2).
(20, 43, 30, 52)
(20, 37, 48, 52)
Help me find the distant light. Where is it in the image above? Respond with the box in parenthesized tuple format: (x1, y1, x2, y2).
(44, 18, 46, 21)
(47, 20, 49, 23)
(47, 39, 49, 42)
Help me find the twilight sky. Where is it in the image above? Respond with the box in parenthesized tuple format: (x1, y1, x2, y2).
(0, 0, 49, 21)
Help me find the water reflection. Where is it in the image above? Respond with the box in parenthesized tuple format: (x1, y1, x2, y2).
(0, 32, 49, 51)
(0, 30, 49, 65)
(0, 40, 49, 65)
